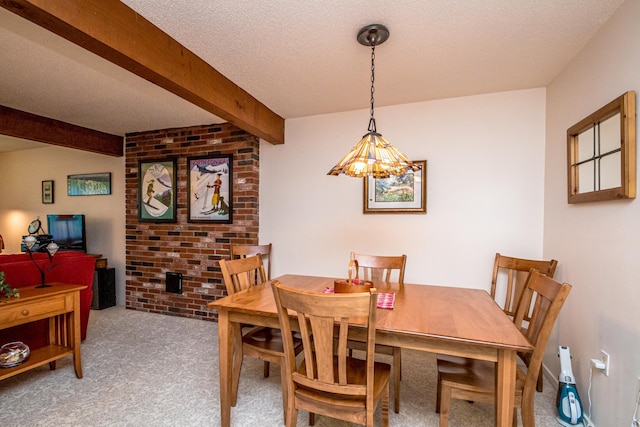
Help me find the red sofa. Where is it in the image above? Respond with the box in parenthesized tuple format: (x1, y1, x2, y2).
(0, 251, 96, 350)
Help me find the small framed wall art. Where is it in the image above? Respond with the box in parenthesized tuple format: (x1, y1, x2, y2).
(67, 172, 111, 196)
(187, 154, 233, 224)
(363, 160, 427, 214)
(138, 158, 177, 222)
(42, 180, 54, 204)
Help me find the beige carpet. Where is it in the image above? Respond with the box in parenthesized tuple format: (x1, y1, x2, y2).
(0, 306, 561, 426)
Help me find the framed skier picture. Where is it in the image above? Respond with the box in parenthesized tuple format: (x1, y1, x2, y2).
(138, 158, 177, 222)
(187, 154, 233, 224)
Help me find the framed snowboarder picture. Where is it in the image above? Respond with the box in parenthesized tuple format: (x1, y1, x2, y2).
(187, 154, 233, 224)
(138, 158, 177, 222)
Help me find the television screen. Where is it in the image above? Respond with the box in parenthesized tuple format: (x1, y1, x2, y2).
(47, 214, 86, 252)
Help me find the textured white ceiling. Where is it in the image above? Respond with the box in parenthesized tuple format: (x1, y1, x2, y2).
(0, 0, 626, 150)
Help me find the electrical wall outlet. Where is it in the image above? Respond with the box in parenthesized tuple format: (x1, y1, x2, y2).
(601, 350, 610, 376)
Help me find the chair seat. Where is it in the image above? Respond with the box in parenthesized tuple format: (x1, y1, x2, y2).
(437, 357, 526, 401)
(243, 326, 302, 357)
(437, 351, 534, 389)
(348, 340, 395, 356)
(435, 354, 472, 366)
(295, 356, 391, 423)
(347, 339, 401, 413)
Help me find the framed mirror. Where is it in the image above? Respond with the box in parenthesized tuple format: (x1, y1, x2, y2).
(567, 91, 636, 204)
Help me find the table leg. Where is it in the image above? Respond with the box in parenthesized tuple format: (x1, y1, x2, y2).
(48, 317, 57, 371)
(72, 293, 83, 378)
(495, 349, 516, 427)
(218, 309, 234, 427)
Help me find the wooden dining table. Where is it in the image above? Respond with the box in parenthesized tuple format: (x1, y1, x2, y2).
(208, 274, 533, 427)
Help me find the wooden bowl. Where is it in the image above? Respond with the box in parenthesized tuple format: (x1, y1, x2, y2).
(334, 279, 373, 293)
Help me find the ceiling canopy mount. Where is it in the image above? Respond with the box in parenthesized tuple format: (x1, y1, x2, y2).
(356, 24, 389, 47)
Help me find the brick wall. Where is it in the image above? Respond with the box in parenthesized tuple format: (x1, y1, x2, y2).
(124, 123, 259, 321)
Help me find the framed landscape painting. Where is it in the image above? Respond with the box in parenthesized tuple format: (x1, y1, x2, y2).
(363, 160, 427, 214)
(138, 158, 177, 222)
(187, 154, 233, 224)
(67, 172, 111, 196)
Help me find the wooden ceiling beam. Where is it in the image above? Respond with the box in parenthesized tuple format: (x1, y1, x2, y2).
(0, 105, 123, 156)
(0, 0, 285, 145)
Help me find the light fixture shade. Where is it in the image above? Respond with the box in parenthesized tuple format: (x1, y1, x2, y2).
(327, 131, 420, 178)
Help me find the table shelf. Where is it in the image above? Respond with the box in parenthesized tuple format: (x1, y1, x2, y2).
(0, 344, 72, 381)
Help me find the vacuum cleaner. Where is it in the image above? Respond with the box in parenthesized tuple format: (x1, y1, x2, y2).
(556, 346, 584, 426)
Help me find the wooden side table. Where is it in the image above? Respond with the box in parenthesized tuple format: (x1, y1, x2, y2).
(0, 283, 86, 381)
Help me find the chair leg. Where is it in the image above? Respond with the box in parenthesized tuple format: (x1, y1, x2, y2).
(381, 382, 390, 427)
(438, 383, 451, 427)
(521, 393, 535, 427)
(309, 412, 315, 426)
(435, 372, 441, 413)
(393, 348, 401, 413)
(286, 407, 298, 427)
(278, 363, 288, 424)
(536, 370, 543, 392)
(231, 330, 244, 407)
(264, 361, 270, 378)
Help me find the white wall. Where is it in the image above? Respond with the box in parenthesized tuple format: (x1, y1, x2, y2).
(261, 88, 547, 291)
(544, 0, 640, 425)
(0, 146, 126, 305)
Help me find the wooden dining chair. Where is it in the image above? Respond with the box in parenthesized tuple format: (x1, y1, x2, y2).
(271, 280, 391, 427)
(491, 253, 558, 319)
(352, 252, 407, 285)
(230, 243, 273, 280)
(438, 252, 558, 393)
(219, 254, 301, 417)
(350, 251, 406, 413)
(492, 252, 558, 392)
(435, 270, 571, 427)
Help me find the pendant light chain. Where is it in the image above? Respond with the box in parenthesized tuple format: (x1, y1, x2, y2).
(368, 44, 377, 133)
(327, 23, 419, 178)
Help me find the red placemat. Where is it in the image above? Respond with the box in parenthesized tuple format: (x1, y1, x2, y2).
(323, 287, 395, 309)
(376, 292, 395, 309)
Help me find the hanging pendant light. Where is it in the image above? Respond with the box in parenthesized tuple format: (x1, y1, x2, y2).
(328, 24, 419, 179)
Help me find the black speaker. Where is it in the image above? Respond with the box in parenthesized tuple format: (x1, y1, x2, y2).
(92, 267, 116, 310)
